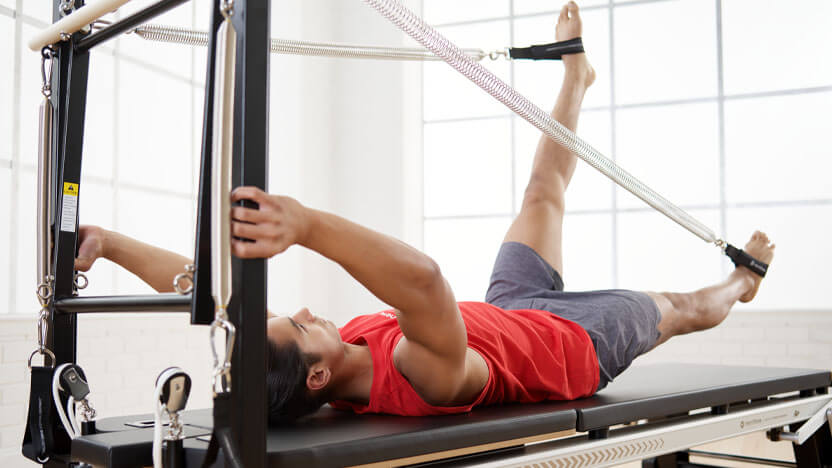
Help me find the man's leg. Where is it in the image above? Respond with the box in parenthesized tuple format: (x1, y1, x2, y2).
(503, 1, 595, 275)
(647, 231, 776, 347)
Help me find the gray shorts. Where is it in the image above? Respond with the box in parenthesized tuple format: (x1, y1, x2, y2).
(485, 242, 662, 391)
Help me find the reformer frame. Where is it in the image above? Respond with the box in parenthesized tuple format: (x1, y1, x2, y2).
(38, 0, 269, 466)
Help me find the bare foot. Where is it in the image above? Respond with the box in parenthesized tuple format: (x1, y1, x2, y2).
(738, 230, 775, 303)
(556, 1, 595, 88)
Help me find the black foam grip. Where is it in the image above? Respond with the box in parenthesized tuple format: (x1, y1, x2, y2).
(725, 244, 768, 277)
(509, 37, 584, 60)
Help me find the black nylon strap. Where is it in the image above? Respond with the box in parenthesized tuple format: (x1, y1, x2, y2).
(22, 366, 55, 463)
(725, 244, 768, 277)
(201, 393, 243, 468)
(509, 37, 584, 60)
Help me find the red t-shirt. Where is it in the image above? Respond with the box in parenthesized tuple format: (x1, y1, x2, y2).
(330, 301, 599, 416)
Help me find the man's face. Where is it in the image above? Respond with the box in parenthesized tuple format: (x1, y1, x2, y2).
(267, 307, 344, 367)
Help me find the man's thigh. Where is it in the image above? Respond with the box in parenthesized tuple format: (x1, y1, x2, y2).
(485, 242, 564, 308)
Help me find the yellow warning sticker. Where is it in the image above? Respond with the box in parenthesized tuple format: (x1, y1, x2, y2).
(63, 182, 79, 196)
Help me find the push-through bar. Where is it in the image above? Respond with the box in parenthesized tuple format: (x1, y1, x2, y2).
(54, 293, 191, 313)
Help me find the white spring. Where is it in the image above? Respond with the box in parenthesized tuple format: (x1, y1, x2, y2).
(133, 24, 488, 62)
(363, 0, 719, 245)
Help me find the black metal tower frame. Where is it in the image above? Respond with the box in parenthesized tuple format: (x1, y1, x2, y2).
(43, 0, 269, 465)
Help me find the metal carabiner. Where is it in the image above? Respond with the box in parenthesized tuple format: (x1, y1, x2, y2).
(209, 315, 236, 393)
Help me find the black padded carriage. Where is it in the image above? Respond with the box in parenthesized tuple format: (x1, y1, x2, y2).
(72, 363, 832, 467)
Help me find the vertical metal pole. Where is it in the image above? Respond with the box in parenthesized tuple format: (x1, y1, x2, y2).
(229, 0, 269, 465)
(44, 0, 88, 462)
(191, 0, 223, 326)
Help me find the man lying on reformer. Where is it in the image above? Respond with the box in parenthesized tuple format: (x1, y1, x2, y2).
(75, 2, 775, 423)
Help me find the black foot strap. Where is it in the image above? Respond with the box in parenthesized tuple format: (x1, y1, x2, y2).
(509, 37, 584, 60)
(22, 366, 56, 463)
(725, 244, 768, 277)
(201, 393, 243, 468)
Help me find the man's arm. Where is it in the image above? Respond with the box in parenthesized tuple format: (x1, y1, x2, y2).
(230, 187, 470, 402)
(76, 226, 192, 293)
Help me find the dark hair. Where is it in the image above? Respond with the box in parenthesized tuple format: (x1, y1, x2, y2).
(266, 338, 327, 424)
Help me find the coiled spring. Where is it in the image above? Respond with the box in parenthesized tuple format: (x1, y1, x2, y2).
(363, 0, 719, 245)
(133, 24, 488, 62)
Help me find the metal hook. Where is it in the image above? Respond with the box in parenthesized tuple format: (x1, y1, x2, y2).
(220, 0, 234, 18)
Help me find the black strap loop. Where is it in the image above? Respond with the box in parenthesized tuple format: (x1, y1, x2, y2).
(724, 244, 768, 277)
(509, 37, 584, 60)
(201, 393, 243, 468)
(22, 366, 56, 463)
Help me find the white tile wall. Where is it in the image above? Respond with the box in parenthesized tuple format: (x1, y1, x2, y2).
(0, 15, 14, 159)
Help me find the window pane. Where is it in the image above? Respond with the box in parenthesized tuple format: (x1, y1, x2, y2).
(513, 8, 610, 108)
(614, 0, 717, 104)
(0, 15, 13, 159)
(21, 0, 51, 23)
(722, 0, 832, 95)
(424, 118, 512, 217)
(117, 64, 193, 194)
(514, 0, 608, 16)
(514, 110, 613, 212)
(15, 169, 37, 315)
(562, 213, 614, 291)
(616, 102, 720, 208)
(19, 25, 46, 169)
(424, 0, 508, 25)
(424, 21, 511, 121)
(727, 206, 832, 310)
(617, 210, 722, 292)
(424, 217, 512, 302)
(83, 51, 116, 180)
(725, 92, 832, 203)
(0, 166, 10, 312)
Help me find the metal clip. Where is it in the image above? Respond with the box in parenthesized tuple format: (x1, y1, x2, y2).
(209, 312, 236, 394)
(59, 0, 74, 17)
(173, 264, 195, 295)
(220, 0, 234, 18)
(74, 272, 88, 290)
(488, 48, 510, 61)
(40, 47, 54, 98)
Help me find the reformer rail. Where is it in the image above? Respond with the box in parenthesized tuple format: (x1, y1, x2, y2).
(54, 294, 192, 313)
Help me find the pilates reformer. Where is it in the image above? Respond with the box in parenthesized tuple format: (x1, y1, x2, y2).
(21, 0, 825, 467)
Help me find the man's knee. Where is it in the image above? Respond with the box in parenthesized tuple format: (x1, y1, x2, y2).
(522, 176, 566, 213)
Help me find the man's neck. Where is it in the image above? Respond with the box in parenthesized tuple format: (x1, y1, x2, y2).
(328, 343, 373, 404)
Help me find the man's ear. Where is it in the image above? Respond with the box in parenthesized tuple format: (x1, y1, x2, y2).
(307, 365, 331, 392)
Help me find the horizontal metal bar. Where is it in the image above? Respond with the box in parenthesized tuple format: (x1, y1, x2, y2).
(54, 293, 191, 313)
(76, 0, 189, 51)
(687, 449, 796, 468)
(460, 395, 832, 467)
